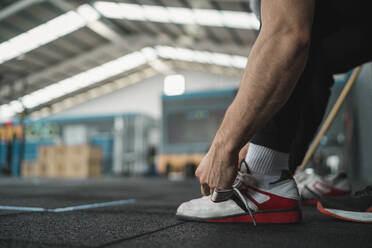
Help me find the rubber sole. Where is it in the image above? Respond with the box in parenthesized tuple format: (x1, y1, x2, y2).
(317, 202, 372, 223)
(177, 209, 302, 224)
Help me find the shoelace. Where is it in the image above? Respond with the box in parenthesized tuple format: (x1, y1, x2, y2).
(212, 186, 257, 226)
(355, 186, 372, 197)
(233, 170, 258, 188)
(212, 161, 258, 225)
(234, 161, 259, 225)
(233, 187, 257, 226)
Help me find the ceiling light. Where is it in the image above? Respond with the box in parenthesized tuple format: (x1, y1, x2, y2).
(0, 11, 86, 64)
(94, 1, 259, 30)
(77, 4, 100, 22)
(164, 74, 185, 96)
(141, 47, 158, 61)
(221, 11, 259, 30)
(193, 9, 223, 27)
(143, 5, 169, 23)
(167, 7, 195, 25)
(155, 46, 247, 69)
(93, 1, 123, 19)
(231, 56, 247, 68)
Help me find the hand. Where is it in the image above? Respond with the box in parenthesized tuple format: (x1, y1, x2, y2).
(195, 144, 238, 196)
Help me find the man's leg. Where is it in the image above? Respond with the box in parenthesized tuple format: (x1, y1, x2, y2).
(289, 23, 372, 173)
(288, 56, 333, 174)
(246, 0, 332, 177)
(247, 41, 318, 176)
(249, 0, 372, 176)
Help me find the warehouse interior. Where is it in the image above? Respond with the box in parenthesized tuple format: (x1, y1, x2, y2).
(0, 0, 371, 247)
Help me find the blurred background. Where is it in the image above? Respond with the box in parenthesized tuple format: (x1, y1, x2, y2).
(0, 0, 371, 184)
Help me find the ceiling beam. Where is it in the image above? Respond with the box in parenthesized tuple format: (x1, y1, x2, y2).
(0, 35, 251, 102)
(0, 34, 156, 100)
(51, 0, 125, 43)
(51, 1, 174, 74)
(29, 66, 158, 118)
(29, 59, 244, 118)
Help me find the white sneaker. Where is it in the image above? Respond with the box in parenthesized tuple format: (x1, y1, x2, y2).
(176, 166, 302, 224)
(294, 169, 351, 205)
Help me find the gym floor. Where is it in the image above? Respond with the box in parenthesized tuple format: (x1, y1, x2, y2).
(0, 177, 370, 248)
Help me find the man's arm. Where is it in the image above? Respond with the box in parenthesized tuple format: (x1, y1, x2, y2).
(196, 0, 315, 195)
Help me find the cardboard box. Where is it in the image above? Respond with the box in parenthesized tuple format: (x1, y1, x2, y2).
(21, 161, 32, 178)
(37, 145, 102, 178)
(65, 145, 102, 178)
(67, 145, 101, 161)
(38, 146, 68, 178)
(38, 161, 48, 177)
(45, 160, 66, 178)
(46, 146, 68, 178)
(65, 159, 101, 178)
(21, 161, 41, 178)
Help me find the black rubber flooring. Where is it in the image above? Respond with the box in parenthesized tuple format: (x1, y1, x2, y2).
(0, 177, 370, 248)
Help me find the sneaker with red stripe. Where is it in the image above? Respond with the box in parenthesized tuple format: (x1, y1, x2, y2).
(176, 166, 302, 224)
(317, 186, 372, 223)
(295, 170, 351, 205)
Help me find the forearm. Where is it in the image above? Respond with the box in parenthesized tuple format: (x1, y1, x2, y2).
(213, 31, 310, 154)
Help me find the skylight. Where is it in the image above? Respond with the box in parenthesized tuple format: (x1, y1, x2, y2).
(0, 47, 247, 121)
(93, 1, 260, 30)
(0, 2, 257, 65)
(21, 51, 147, 109)
(155, 46, 248, 69)
(0, 4, 99, 64)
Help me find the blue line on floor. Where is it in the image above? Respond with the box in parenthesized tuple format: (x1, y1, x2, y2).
(51, 199, 136, 212)
(0, 199, 136, 213)
(0, 206, 46, 212)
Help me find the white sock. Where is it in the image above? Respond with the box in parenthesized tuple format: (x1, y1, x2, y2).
(244, 143, 289, 180)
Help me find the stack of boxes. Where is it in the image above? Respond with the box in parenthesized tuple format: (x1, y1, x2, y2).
(21, 161, 41, 178)
(65, 146, 102, 178)
(39, 146, 67, 178)
(21, 145, 102, 179)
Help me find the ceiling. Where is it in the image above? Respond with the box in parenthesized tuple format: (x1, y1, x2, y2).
(0, 0, 258, 120)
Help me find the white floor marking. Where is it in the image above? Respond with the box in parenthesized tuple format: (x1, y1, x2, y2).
(0, 199, 136, 213)
(0, 206, 46, 212)
(51, 199, 136, 212)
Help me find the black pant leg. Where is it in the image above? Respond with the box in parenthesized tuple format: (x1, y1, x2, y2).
(289, 63, 334, 173)
(250, 0, 372, 164)
(289, 24, 372, 173)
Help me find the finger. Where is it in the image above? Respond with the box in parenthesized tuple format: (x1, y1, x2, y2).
(201, 184, 210, 196)
(195, 167, 200, 178)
